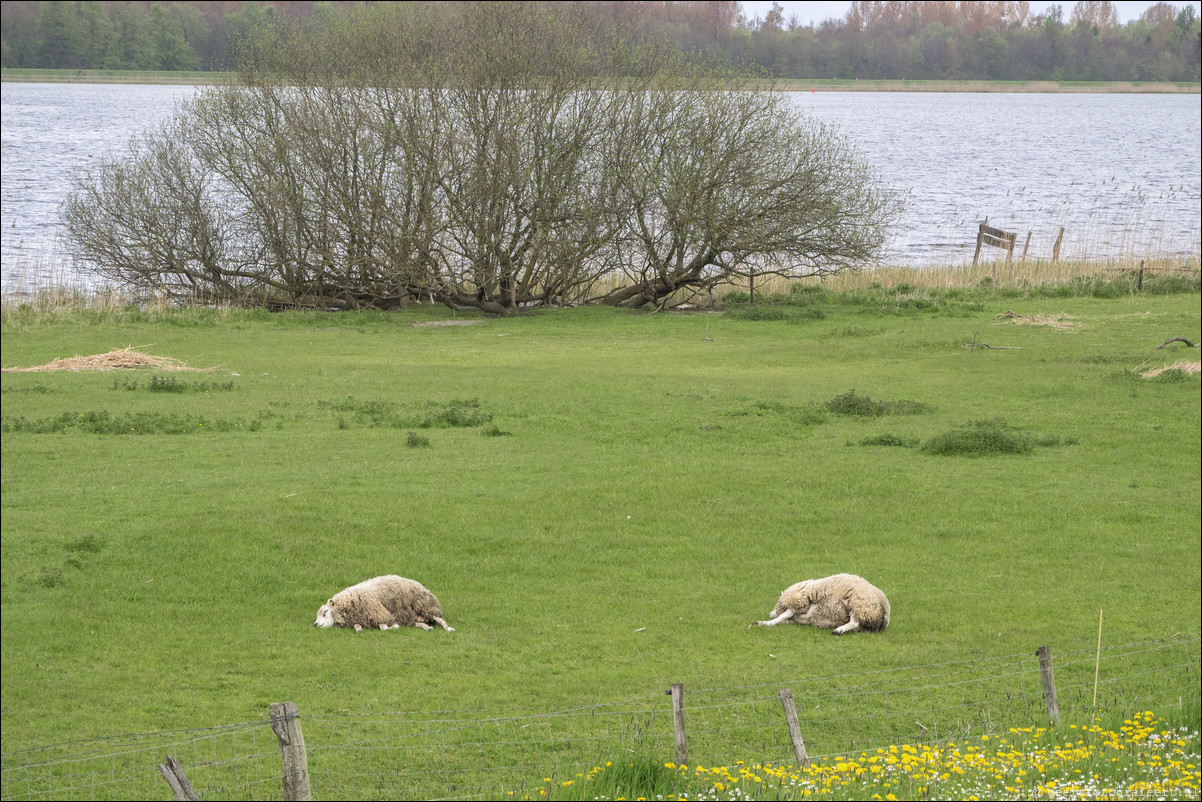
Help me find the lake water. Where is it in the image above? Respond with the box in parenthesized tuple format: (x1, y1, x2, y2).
(2, 83, 1199, 293)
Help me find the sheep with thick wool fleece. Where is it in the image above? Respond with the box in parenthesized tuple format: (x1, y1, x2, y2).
(754, 573, 889, 635)
(314, 575, 454, 633)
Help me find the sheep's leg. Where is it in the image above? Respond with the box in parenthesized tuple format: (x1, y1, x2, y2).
(431, 616, 455, 632)
(353, 624, 364, 633)
(832, 615, 860, 636)
(755, 608, 795, 627)
(412, 621, 434, 631)
(793, 604, 816, 624)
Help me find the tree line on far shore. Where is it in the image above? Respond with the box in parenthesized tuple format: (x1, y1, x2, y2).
(2, 1, 1199, 82)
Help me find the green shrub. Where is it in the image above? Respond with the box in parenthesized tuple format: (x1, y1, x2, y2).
(825, 390, 931, 417)
(919, 418, 1038, 456)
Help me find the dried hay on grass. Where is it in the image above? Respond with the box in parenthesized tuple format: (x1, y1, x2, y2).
(1140, 360, 1201, 378)
(2, 346, 202, 374)
(994, 310, 1078, 329)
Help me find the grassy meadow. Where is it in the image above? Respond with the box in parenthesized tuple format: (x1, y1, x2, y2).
(1, 270, 1199, 798)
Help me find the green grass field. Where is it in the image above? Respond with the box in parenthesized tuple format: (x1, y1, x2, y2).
(1, 277, 1199, 799)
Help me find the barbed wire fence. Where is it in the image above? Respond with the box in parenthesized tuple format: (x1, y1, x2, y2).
(2, 636, 1197, 801)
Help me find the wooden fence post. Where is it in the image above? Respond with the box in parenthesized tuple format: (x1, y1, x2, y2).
(270, 701, 313, 801)
(1052, 227, 1065, 262)
(670, 683, 688, 767)
(157, 754, 199, 801)
(1035, 647, 1061, 724)
(973, 222, 1018, 268)
(777, 688, 810, 767)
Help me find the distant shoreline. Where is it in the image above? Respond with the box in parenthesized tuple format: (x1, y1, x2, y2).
(3, 69, 1200, 93)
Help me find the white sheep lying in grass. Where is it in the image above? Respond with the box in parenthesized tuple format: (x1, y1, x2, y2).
(754, 573, 889, 635)
(314, 575, 454, 633)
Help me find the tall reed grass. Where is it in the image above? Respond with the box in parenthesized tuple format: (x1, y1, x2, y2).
(3, 249, 1198, 322)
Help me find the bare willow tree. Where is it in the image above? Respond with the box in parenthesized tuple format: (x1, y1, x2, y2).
(60, 114, 263, 304)
(410, 3, 636, 314)
(61, 2, 898, 312)
(593, 82, 899, 309)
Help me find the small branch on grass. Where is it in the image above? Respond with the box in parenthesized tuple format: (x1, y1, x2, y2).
(1156, 337, 1198, 349)
(964, 332, 1020, 351)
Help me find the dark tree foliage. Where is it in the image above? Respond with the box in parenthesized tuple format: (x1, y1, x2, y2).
(3, 1, 1199, 81)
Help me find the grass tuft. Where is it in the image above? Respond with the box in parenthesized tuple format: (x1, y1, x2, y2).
(857, 433, 920, 447)
(918, 418, 1076, 456)
(825, 389, 931, 417)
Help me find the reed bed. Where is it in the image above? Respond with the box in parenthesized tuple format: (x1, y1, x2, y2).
(2, 254, 1198, 320)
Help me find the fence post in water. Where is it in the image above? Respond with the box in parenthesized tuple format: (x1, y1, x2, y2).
(270, 701, 313, 801)
(1035, 647, 1061, 725)
(778, 688, 811, 767)
(670, 683, 688, 766)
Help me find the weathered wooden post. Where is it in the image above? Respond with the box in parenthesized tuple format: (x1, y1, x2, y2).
(777, 688, 810, 767)
(270, 701, 313, 801)
(973, 222, 1018, 268)
(670, 683, 688, 766)
(1035, 647, 1061, 724)
(158, 755, 199, 801)
(1051, 227, 1065, 262)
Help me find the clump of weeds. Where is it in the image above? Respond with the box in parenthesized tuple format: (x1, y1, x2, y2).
(857, 433, 919, 447)
(112, 375, 237, 393)
(319, 397, 493, 429)
(919, 418, 1077, 456)
(825, 389, 932, 417)
(1, 410, 257, 434)
(729, 400, 827, 425)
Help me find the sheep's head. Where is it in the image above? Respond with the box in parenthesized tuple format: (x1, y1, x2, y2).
(314, 600, 337, 628)
(779, 580, 815, 610)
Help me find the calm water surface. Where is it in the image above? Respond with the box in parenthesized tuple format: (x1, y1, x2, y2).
(2, 83, 1199, 292)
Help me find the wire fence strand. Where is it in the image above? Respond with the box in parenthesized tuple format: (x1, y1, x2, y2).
(2, 636, 1196, 801)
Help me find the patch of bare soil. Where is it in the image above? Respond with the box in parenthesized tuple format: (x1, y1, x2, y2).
(994, 310, 1078, 329)
(2, 346, 202, 373)
(1140, 360, 1201, 378)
